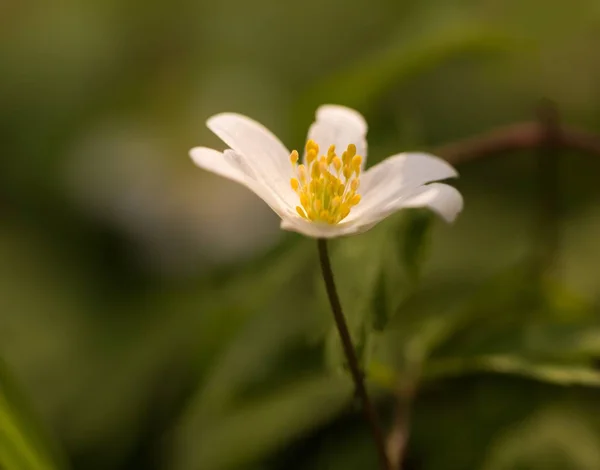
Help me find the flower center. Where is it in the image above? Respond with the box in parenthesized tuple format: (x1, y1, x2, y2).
(289, 139, 362, 224)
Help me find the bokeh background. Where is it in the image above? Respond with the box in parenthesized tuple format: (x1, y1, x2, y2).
(3, 0, 600, 469)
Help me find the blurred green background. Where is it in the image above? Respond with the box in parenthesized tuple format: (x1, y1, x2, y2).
(3, 0, 600, 469)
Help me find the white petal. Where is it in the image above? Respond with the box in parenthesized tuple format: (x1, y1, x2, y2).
(190, 146, 288, 218)
(358, 183, 464, 227)
(189, 147, 247, 186)
(280, 216, 365, 238)
(348, 152, 458, 221)
(207, 113, 297, 208)
(305, 105, 368, 169)
(279, 181, 462, 239)
(220, 150, 293, 218)
(399, 183, 463, 222)
(360, 152, 457, 193)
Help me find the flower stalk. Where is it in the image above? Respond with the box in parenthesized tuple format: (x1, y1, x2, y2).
(317, 238, 392, 470)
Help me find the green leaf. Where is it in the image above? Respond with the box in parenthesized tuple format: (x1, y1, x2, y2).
(424, 356, 600, 387)
(371, 355, 600, 392)
(0, 360, 67, 470)
(321, 225, 392, 371)
(398, 210, 434, 284)
(368, 258, 600, 392)
(481, 408, 600, 470)
(168, 374, 352, 470)
(323, 212, 438, 375)
(372, 211, 434, 332)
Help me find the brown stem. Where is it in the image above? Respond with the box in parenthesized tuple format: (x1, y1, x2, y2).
(317, 238, 392, 470)
(386, 388, 414, 470)
(435, 121, 600, 165)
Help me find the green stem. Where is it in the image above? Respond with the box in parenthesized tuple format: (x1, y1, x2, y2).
(317, 238, 392, 470)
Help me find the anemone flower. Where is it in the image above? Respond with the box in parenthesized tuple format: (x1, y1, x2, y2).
(190, 105, 462, 238)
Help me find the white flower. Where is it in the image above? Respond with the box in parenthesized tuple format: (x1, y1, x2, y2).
(190, 105, 463, 238)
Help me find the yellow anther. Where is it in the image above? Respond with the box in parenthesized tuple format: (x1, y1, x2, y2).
(296, 206, 308, 219)
(289, 140, 363, 225)
(297, 164, 306, 181)
(327, 181, 336, 195)
(347, 144, 357, 157)
(331, 156, 341, 171)
(342, 150, 350, 166)
(306, 139, 319, 153)
(327, 145, 336, 164)
(340, 204, 350, 220)
(311, 162, 320, 179)
(290, 150, 299, 165)
(319, 158, 328, 174)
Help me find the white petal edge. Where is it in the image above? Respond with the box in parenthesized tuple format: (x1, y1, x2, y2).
(305, 104, 368, 169)
(190, 147, 288, 218)
(347, 152, 458, 222)
(280, 216, 365, 239)
(316, 105, 367, 134)
(360, 152, 457, 194)
(189, 147, 247, 186)
(206, 113, 297, 209)
(361, 182, 464, 227)
(279, 182, 462, 238)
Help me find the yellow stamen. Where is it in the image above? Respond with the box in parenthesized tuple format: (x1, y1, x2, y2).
(333, 156, 342, 171)
(312, 161, 320, 179)
(300, 193, 309, 209)
(288, 142, 363, 225)
(319, 157, 328, 174)
(296, 206, 307, 219)
(340, 204, 350, 220)
(347, 144, 356, 158)
(342, 150, 350, 166)
(306, 139, 319, 153)
(297, 164, 306, 182)
(290, 150, 299, 164)
(327, 145, 336, 164)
